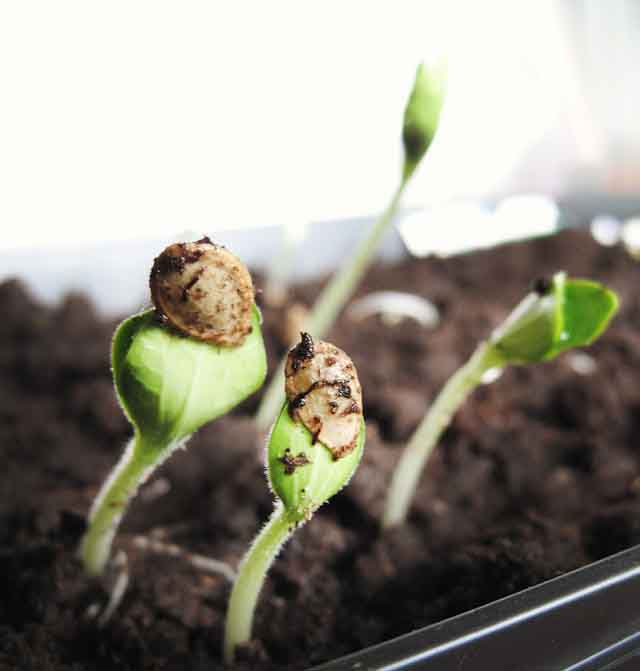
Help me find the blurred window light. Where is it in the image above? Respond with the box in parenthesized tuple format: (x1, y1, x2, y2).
(399, 195, 559, 258)
(0, 1, 627, 251)
(590, 215, 622, 247)
(398, 202, 492, 257)
(621, 218, 640, 258)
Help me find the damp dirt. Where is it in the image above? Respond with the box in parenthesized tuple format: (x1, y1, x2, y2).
(2, 229, 640, 670)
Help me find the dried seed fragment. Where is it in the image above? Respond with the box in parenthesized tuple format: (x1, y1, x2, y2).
(285, 334, 363, 460)
(149, 239, 254, 346)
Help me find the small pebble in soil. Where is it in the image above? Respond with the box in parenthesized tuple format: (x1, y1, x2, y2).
(566, 352, 597, 376)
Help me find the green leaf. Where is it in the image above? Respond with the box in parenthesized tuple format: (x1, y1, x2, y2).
(547, 277, 620, 358)
(490, 273, 619, 364)
(267, 403, 365, 523)
(113, 306, 267, 449)
(402, 61, 446, 180)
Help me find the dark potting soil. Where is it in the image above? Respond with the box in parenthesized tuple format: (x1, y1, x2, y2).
(2, 229, 640, 670)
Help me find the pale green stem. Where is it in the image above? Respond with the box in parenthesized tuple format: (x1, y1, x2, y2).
(255, 358, 287, 432)
(255, 177, 410, 431)
(264, 219, 310, 306)
(224, 503, 295, 663)
(79, 435, 171, 576)
(382, 342, 504, 528)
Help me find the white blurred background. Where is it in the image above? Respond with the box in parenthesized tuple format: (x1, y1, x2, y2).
(1, 0, 639, 253)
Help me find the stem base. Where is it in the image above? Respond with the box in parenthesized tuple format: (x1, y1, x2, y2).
(79, 435, 179, 576)
(224, 504, 295, 663)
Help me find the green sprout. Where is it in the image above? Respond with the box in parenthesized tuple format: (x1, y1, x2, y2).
(382, 273, 619, 528)
(255, 61, 446, 431)
(402, 61, 447, 181)
(224, 333, 365, 663)
(79, 239, 267, 576)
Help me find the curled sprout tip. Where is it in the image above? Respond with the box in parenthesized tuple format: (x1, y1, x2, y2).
(402, 60, 446, 179)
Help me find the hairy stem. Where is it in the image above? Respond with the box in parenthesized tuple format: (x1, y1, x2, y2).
(224, 503, 295, 663)
(255, 178, 409, 431)
(382, 342, 503, 528)
(79, 436, 168, 576)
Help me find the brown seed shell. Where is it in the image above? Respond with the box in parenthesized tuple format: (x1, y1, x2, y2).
(285, 334, 363, 459)
(149, 239, 254, 346)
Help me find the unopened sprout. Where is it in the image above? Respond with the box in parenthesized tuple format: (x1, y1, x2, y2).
(79, 238, 267, 576)
(224, 333, 365, 663)
(383, 273, 619, 528)
(255, 62, 446, 431)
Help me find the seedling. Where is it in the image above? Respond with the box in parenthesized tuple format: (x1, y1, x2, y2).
(382, 273, 619, 528)
(79, 238, 267, 576)
(224, 333, 365, 663)
(255, 61, 446, 431)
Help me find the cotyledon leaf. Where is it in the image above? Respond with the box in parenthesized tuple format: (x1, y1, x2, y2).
(491, 273, 619, 365)
(267, 403, 365, 523)
(113, 305, 267, 448)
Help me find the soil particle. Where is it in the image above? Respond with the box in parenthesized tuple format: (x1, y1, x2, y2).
(289, 331, 315, 372)
(278, 450, 312, 475)
(336, 382, 352, 398)
(152, 251, 188, 277)
(531, 276, 552, 295)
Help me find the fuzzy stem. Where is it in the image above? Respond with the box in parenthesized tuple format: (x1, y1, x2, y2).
(79, 435, 168, 576)
(255, 178, 409, 431)
(224, 503, 295, 663)
(382, 342, 503, 528)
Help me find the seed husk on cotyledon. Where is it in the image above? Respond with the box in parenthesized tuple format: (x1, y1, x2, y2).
(284, 332, 363, 460)
(149, 237, 254, 346)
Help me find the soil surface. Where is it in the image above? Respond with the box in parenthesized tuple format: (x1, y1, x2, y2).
(3, 229, 640, 670)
